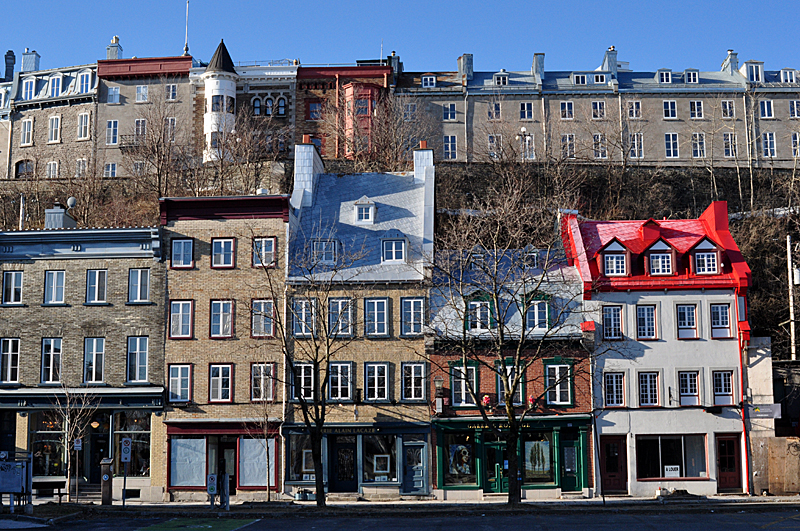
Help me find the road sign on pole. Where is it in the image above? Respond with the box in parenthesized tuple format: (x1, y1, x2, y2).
(120, 438, 132, 462)
(74, 438, 82, 451)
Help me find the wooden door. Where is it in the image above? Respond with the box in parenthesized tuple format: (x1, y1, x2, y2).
(716, 436, 742, 491)
(600, 435, 627, 493)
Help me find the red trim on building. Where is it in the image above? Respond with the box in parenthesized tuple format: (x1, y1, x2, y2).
(160, 196, 291, 225)
(97, 56, 193, 78)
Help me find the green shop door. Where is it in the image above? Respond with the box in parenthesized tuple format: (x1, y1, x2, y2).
(560, 439, 581, 492)
(485, 443, 508, 493)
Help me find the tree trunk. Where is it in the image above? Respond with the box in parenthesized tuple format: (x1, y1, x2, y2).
(311, 428, 326, 507)
(506, 429, 522, 505)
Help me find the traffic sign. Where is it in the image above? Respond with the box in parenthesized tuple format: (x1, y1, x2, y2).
(120, 437, 132, 462)
(207, 474, 217, 495)
(74, 438, 82, 450)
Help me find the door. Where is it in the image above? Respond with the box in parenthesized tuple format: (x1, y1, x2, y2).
(219, 440, 237, 494)
(716, 436, 742, 491)
(600, 436, 627, 493)
(484, 442, 508, 493)
(89, 433, 108, 484)
(402, 443, 427, 494)
(560, 439, 581, 492)
(0, 411, 15, 453)
(329, 436, 358, 492)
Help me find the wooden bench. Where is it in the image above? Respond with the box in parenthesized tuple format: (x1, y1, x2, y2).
(32, 480, 67, 504)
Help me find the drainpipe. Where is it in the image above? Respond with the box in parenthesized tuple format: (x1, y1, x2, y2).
(617, 93, 624, 164)
(463, 90, 469, 163)
(541, 97, 548, 158)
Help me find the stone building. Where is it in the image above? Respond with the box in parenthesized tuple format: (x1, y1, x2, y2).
(158, 193, 290, 501)
(0, 202, 164, 500)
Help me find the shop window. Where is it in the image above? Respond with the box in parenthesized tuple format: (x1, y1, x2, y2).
(363, 435, 397, 483)
(523, 431, 554, 484)
(443, 433, 477, 485)
(114, 411, 150, 477)
(289, 434, 314, 481)
(239, 438, 276, 487)
(169, 436, 206, 487)
(30, 411, 65, 477)
(636, 435, 706, 479)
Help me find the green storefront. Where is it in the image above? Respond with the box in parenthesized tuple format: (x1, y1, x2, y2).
(433, 414, 591, 494)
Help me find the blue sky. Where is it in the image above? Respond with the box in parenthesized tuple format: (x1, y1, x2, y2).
(6, 0, 797, 74)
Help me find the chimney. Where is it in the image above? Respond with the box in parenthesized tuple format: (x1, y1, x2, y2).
(44, 202, 77, 229)
(721, 50, 739, 74)
(4, 51, 14, 82)
(21, 48, 40, 73)
(106, 36, 123, 60)
(602, 46, 618, 78)
(457, 53, 473, 83)
(532, 53, 545, 81)
(413, 141, 433, 183)
(290, 142, 324, 210)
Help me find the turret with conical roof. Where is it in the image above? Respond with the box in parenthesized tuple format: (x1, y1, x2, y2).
(205, 39, 236, 75)
(202, 39, 239, 162)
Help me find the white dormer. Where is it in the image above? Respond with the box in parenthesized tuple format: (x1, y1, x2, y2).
(354, 196, 375, 225)
(493, 70, 508, 86)
(421, 75, 436, 88)
(601, 239, 629, 276)
(657, 69, 672, 84)
(48, 73, 63, 98)
(740, 61, 763, 83)
(380, 229, 407, 263)
(692, 238, 721, 275)
(781, 69, 797, 84)
(684, 69, 699, 84)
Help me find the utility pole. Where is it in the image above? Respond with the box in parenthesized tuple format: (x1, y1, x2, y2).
(788, 234, 796, 361)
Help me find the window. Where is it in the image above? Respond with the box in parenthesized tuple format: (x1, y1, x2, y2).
(211, 238, 235, 268)
(366, 363, 389, 401)
(488, 102, 501, 120)
(649, 253, 672, 275)
(665, 133, 679, 158)
(592, 101, 606, 119)
(356, 204, 373, 223)
(312, 240, 335, 264)
(211, 95, 223, 112)
(561, 101, 574, 119)
(441, 135, 456, 159)
(685, 71, 698, 83)
(169, 365, 191, 402)
(127, 336, 148, 382)
(41, 338, 61, 383)
(546, 364, 571, 405)
(452, 365, 476, 406)
(77, 113, 90, 139)
(443, 103, 456, 121)
(20, 120, 32, 146)
(636, 305, 656, 339)
(209, 364, 232, 402)
(133, 161, 145, 176)
(210, 300, 233, 338)
(170, 300, 193, 338)
(659, 71, 672, 83)
(86, 269, 107, 303)
(495, 75, 508, 86)
(748, 64, 762, 83)
(629, 132, 644, 159)
(520, 102, 533, 120)
(292, 298, 315, 337)
(695, 252, 717, 274)
(763, 132, 776, 158)
(724, 133, 738, 158)
(171, 239, 193, 268)
(677, 304, 697, 339)
(251, 363, 274, 401)
(692, 133, 706, 158)
(135, 85, 148, 102)
(594, 74, 606, 84)
(3, 271, 22, 304)
(403, 103, 416, 121)
(604, 254, 626, 276)
(690, 101, 703, 119)
(713, 371, 734, 405)
(526, 300, 548, 330)
(84, 337, 104, 383)
(573, 74, 586, 85)
(128, 268, 149, 302)
(308, 102, 322, 121)
(277, 97, 286, 116)
(422, 75, 436, 88)
(328, 298, 352, 337)
(107, 86, 119, 104)
(48, 116, 60, 143)
(521, 135, 535, 160)
(603, 306, 622, 340)
(134, 118, 147, 138)
(252, 98, 261, 116)
(165, 84, 178, 101)
(468, 300, 492, 331)
(760, 100, 774, 118)
(605, 373, 624, 407)
(355, 99, 369, 116)
(721, 100, 735, 119)
(791, 101, 800, 119)
(106, 120, 118, 145)
(678, 371, 699, 406)
(293, 363, 314, 400)
(561, 134, 575, 159)
(0, 338, 19, 383)
(663, 100, 677, 119)
(329, 362, 351, 400)
(593, 134, 607, 159)
(365, 298, 389, 336)
(711, 304, 731, 338)
(488, 134, 502, 159)
(79, 73, 91, 94)
(22, 79, 34, 100)
(252, 299, 274, 337)
(793, 133, 800, 158)
(44, 270, 65, 304)
(382, 240, 405, 262)
(253, 237, 275, 267)
(104, 163, 117, 178)
(782, 70, 797, 84)
(401, 298, 424, 336)
(638, 372, 658, 406)
(402, 363, 425, 400)
(75, 159, 86, 178)
(636, 435, 707, 479)
(628, 100, 641, 119)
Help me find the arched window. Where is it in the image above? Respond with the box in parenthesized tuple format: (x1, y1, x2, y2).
(15, 160, 33, 179)
(277, 97, 286, 116)
(265, 98, 273, 117)
(253, 99, 261, 116)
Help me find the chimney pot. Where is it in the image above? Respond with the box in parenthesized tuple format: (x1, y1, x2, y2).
(302, 134, 311, 144)
(419, 140, 428, 149)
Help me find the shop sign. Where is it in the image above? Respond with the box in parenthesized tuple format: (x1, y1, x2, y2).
(664, 465, 680, 477)
(748, 404, 781, 419)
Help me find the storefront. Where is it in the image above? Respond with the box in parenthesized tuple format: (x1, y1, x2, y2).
(433, 414, 592, 499)
(165, 420, 279, 501)
(284, 422, 431, 498)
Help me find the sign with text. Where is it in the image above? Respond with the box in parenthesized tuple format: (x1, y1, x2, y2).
(748, 404, 782, 419)
(74, 438, 82, 451)
(664, 465, 680, 477)
(120, 438, 132, 463)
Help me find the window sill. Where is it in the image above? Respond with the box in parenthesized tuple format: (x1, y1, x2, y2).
(251, 335, 276, 340)
(637, 338, 659, 342)
(170, 265, 194, 270)
(677, 336, 700, 340)
(399, 399, 427, 404)
(0, 303, 26, 308)
(81, 383, 109, 387)
(365, 335, 392, 340)
(84, 302, 111, 307)
(126, 301, 155, 306)
(209, 336, 235, 340)
(0, 383, 20, 387)
(169, 336, 194, 340)
(364, 400, 392, 405)
(638, 477, 709, 482)
(125, 381, 154, 386)
(41, 303, 69, 307)
(47, 141, 61, 145)
(210, 266, 236, 270)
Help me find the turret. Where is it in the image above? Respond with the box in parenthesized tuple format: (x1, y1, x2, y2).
(202, 39, 238, 162)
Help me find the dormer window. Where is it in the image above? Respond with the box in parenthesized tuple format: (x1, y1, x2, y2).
(604, 254, 626, 276)
(747, 63, 762, 83)
(695, 252, 718, 274)
(782, 69, 797, 84)
(494, 73, 508, 86)
(594, 74, 606, 84)
(649, 253, 672, 275)
(658, 70, 672, 84)
(312, 240, 336, 264)
(354, 197, 375, 224)
(685, 71, 698, 83)
(49, 76, 61, 98)
(523, 248, 538, 269)
(422, 75, 436, 88)
(574, 74, 587, 85)
(382, 240, 405, 262)
(22, 79, 34, 101)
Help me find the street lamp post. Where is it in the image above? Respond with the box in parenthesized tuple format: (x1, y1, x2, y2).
(515, 127, 531, 163)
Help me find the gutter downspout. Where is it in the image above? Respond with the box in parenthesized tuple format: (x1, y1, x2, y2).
(464, 90, 469, 163)
(541, 96, 547, 158)
(617, 92, 624, 164)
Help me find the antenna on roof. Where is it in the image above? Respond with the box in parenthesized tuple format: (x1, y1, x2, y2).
(380, 39, 383, 65)
(183, 0, 190, 56)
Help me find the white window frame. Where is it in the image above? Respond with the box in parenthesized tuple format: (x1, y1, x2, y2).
(106, 120, 118, 145)
(44, 270, 65, 304)
(328, 362, 352, 401)
(636, 305, 657, 340)
(593, 133, 607, 159)
(3, 271, 22, 304)
(649, 253, 672, 275)
(107, 86, 120, 104)
(561, 134, 575, 159)
(791, 101, 800, 119)
(312, 240, 336, 264)
(209, 364, 232, 402)
(695, 252, 718, 274)
(678, 371, 699, 406)
(763, 132, 776, 158)
(128, 268, 150, 302)
(75, 158, 87, 178)
(690, 101, 703, 119)
(210, 300, 233, 338)
(292, 298, 316, 337)
(171, 239, 193, 268)
(488, 102, 501, 120)
(79, 73, 91, 94)
(134, 118, 147, 138)
(561, 101, 574, 120)
(251, 363, 274, 401)
(604, 372, 624, 407)
(402, 362, 425, 401)
(169, 364, 191, 402)
(604, 254, 626, 276)
(328, 298, 353, 337)
(710, 303, 731, 338)
(677, 304, 697, 339)
(365, 362, 389, 401)
(603, 306, 622, 340)
(77, 113, 90, 139)
(685, 71, 698, 83)
(665, 133, 679, 158)
(48, 116, 60, 143)
(546, 364, 571, 405)
(594, 74, 606, 84)
(0, 338, 19, 383)
(41, 338, 61, 383)
(421, 75, 436, 88)
(127, 336, 148, 382)
(252, 299, 274, 338)
(84, 337, 105, 383)
(724, 133, 738, 158)
(628, 100, 641, 119)
(253, 237, 276, 267)
(355, 204, 373, 224)
(443, 103, 456, 121)
(293, 363, 314, 400)
(495, 75, 508, 86)
(721, 100, 735, 119)
(692, 132, 706, 158)
(86, 269, 107, 304)
(165, 84, 178, 101)
(22, 79, 34, 100)
(365, 298, 389, 337)
(136, 85, 149, 103)
(526, 300, 548, 330)
(403, 103, 416, 121)
(592, 100, 606, 119)
(20, 119, 33, 146)
(663, 100, 677, 119)
(521, 134, 536, 160)
(212, 238, 235, 268)
(401, 297, 424, 336)
(793, 133, 800, 159)
(488, 134, 502, 159)
(659, 71, 672, 84)
(520, 101, 533, 120)
(638, 372, 659, 406)
(468, 300, 492, 332)
(498, 366, 524, 406)
(452, 365, 476, 406)
(104, 163, 117, 178)
(760, 100, 774, 118)
(382, 239, 405, 262)
(443, 135, 457, 159)
(44, 161, 57, 180)
(170, 300, 193, 338)
(782, 70, 797, 84)
(573, 74, 586, 85)
(713, 370, 734, 405)
(748, 64, 762, 83)
(629, 132, 644, 159)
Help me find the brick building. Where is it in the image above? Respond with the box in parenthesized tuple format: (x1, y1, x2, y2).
(0, 202, 164, 500)
(158, 193, 290, 501)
